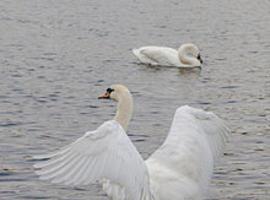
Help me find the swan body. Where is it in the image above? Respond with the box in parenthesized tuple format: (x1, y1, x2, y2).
(34, 85, 229, 200)
(132, 43, 203, 68)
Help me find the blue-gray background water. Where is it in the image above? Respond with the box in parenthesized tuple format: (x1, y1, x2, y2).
(0, 0, 269, 199)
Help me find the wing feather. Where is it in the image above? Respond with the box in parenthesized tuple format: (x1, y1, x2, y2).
(178, 106, 230, 160)
(133, 46, 179, 66)
(34, 120, 152, 200)
(147, 105, 230, 192)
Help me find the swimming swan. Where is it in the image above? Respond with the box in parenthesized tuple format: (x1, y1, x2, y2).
(132, 43, 203, 68)
(34, 84, 229, 200)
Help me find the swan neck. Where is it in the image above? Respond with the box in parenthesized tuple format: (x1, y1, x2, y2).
(178, 45, 200, 66)
(114, 93, 133, 132)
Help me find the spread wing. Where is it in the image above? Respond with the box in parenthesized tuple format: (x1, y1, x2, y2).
(147, 105, 230, 191)
(34, 120, 152, 200)
(173, 106, 230, 161)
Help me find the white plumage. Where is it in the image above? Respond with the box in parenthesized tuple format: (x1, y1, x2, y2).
(34, 121, 152, 200)
(132, 43, 203, 68)
(34, 85, 229, 200)
(145, 106, 229, 199)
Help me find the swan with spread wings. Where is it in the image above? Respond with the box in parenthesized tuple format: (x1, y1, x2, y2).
(34, 84, 229, 200)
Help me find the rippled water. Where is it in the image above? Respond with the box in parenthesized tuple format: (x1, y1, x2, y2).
(0, 0, 270, 199)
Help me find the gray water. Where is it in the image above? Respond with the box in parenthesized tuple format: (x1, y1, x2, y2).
(0, 0, 270, 199)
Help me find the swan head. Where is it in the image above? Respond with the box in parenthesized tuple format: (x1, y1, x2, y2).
(98, 84, 131, 102)
(197, 53, 203, 64)
(98, 84, 133, 132)
(178, 43, 203, 66)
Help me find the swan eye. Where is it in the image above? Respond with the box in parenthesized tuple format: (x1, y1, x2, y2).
(106, 88, 114, 94)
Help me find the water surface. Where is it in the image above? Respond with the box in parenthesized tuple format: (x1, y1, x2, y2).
(0, 0, 270, 199)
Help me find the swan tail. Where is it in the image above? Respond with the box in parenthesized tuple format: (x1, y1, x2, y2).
(132, 48, 141, 58)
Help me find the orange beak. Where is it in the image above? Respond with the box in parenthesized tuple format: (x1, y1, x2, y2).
(98, 92, 110, 99)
